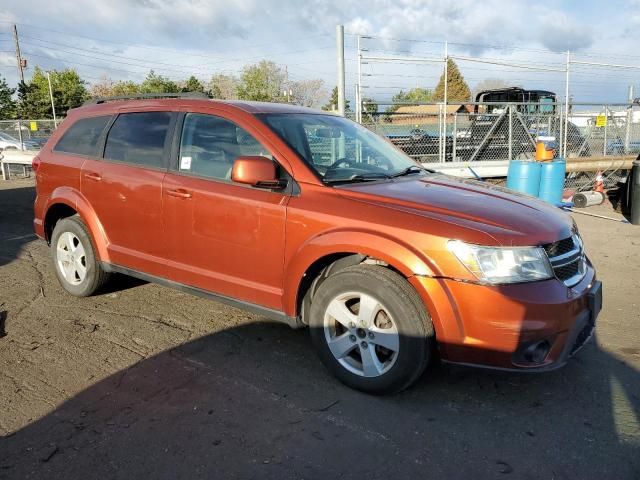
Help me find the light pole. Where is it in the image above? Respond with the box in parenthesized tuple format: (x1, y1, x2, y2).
(46, 71, 57, 127)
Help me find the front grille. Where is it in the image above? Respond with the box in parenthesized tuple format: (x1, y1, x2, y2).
(544, 237, 576, 258)
(543, 234, 586, 286)
(554, 261, 580, 280)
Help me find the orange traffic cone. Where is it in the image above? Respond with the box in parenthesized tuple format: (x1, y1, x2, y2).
(594, 171, 604, 193)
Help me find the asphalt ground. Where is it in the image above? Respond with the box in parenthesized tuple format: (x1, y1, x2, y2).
(0, 178, 638, 479)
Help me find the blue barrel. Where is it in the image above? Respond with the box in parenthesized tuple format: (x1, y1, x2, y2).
(506, 161, 542, 197)
(538, 159, 566, 205)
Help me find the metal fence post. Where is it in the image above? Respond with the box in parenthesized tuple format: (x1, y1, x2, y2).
(625, 86, 634, 153)
(603, 105, 608, 156)
(17, 119, 23, 150)
(452, 112, 457, 162)
(508, 104, 513, 160)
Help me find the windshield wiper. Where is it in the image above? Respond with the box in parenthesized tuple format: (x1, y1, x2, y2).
(323, 172, 392, 184)
(391, 165, 431, 178)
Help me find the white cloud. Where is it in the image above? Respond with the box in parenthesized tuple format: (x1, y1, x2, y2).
(0, 0, 636, 102)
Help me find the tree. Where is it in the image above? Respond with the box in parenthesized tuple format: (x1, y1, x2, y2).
(237, 61, 285, 102)
(386, 87, 433, 113)
(16, 81, 42, 119)
(322, 86, 350, 111)
(433, 59, 471, 102)
(18, 67, 88, 118)
(393, 87, 433, 104)
(0, 75, 16, 120)
(140, 70, 179, 94)
(361, 97, 378, 115)
(289, 79, 327, 108)
(90, 76, 140, 98)
(209, 74, 238, 100)
(181, 75, 205, 93)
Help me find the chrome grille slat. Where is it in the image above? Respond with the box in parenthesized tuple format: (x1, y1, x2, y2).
(543, 234, 586, 286)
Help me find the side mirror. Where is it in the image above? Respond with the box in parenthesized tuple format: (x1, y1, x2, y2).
(231, 156, 286, 190)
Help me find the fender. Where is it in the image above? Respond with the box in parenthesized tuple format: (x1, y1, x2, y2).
(44, 186, 111, 262)
(282, 228, 442, 317)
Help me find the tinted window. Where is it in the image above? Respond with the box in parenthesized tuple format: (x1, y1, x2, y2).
(54, 115, 111, 156)
(104, 112, 172, 168)
(179, 113, 272, 181)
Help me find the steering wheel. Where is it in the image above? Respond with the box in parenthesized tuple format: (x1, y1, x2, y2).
(326, 158, 356, 171)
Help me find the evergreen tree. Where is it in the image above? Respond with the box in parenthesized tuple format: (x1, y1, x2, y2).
(0, 76, 16, 120)
(182, 76, 205, 93)
(322, 86, 350, 111)
(433, 59, 471, 102)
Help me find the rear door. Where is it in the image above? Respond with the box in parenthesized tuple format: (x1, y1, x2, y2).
(81, 110, 176, 277)
(162, 111, 290, 310)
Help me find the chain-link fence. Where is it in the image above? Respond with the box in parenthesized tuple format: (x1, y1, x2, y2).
(0, 119, 59, 153)
(1, 109, 636, 192)
(353, 102, 638, 191)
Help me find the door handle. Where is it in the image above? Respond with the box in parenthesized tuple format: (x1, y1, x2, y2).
(84, 172, 102, 181)
(166, 188, 192, 199)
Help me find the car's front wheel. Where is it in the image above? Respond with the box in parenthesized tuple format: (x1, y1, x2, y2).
(50, 215, 109, 297)
(309, 264, 434, 394)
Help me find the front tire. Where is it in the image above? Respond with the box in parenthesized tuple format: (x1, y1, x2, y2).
(50, 215, 109, 297)
(309, 264, 434, 394)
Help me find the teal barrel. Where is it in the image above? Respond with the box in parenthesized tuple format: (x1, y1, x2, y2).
(506, 161, 542, 197)
(538, 159, 566, 205)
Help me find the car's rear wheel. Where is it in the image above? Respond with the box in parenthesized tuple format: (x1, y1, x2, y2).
(51, 215, 109, 296)
(309, 264, 433, 394)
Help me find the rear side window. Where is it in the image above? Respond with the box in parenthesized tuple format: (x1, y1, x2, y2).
(104, 112, 172, 168)
(53, 115, 111, 156)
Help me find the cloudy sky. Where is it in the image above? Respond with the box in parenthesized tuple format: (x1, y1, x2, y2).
(0, 0, 638, 103)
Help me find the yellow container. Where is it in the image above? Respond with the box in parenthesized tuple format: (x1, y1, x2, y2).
(535, 141, 555, 161)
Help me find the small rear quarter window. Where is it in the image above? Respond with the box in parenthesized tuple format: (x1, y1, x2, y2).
(53, 115, 112, 157)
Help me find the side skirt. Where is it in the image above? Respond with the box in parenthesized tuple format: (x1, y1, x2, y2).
(101, 262, 302, 329)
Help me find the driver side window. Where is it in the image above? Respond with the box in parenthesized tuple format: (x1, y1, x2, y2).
(179, 113, 272, 181)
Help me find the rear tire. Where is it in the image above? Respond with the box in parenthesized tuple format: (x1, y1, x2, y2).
(50, 215, 109, 297)
(309, 264, 433, 394)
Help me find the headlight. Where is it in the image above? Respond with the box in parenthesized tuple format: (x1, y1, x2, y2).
(447, 240, 553, 284)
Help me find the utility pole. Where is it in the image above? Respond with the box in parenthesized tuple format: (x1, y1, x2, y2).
(356, 34, 362, 123)
(46, 71, 57, 127)
(13, 24, 25, 83)
(336, 25, 346, 116)
(442, 41, 448, 163)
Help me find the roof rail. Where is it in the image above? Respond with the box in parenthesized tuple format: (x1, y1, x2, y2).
(84, 92, 210, 105)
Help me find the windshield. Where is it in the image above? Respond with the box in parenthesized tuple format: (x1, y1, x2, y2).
(258, 113, 425, 183)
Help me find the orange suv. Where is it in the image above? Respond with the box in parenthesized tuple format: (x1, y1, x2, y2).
(33, 94, 602, 394)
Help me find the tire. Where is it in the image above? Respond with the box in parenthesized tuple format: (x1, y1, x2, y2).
(309, 264, 434, 394)
(50, 215, 109, 297)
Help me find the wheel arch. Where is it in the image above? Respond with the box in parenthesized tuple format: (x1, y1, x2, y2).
(43, 187, 110, 262)
(284, 230, 440, 321)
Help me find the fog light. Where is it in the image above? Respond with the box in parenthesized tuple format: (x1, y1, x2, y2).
(523, 340, 551, 364)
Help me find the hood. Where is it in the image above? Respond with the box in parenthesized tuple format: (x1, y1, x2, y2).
(337, 174, 574, 246)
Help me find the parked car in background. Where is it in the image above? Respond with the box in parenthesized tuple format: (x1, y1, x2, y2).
(0, 131, 41, 151)
(33, 94, 602, 394)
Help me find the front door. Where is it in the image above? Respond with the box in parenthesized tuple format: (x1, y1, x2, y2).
(81, 110, 175, 277)
(162, 112, 289, 310)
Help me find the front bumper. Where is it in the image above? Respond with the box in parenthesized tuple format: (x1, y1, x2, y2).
(409, 262, 602, 371)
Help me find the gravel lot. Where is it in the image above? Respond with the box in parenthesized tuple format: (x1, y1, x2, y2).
(0, 178, 638, 479)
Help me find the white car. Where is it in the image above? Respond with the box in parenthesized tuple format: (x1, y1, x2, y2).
(0, 132, 40, 151)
